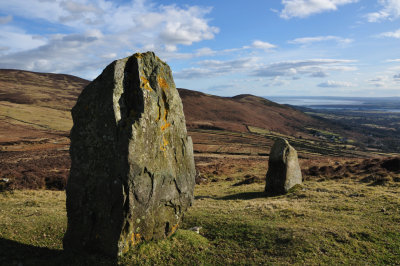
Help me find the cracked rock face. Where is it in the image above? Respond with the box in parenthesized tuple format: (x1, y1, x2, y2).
(265, 138, 302, 194)
(63, 52, 196, 257)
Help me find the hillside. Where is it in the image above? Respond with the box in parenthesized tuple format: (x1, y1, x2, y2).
(0, 69, 349, 144)
(179, 88, 327, 136)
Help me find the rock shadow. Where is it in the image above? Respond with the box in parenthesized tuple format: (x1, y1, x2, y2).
(217, 191, 268, 200)
(0, 238, 116, 266)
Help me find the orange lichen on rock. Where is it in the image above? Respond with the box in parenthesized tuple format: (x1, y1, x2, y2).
(169, 223, 179, 236)
(140, 76, 152, 92)
(160, 108, 171, 131)
(160, 135, 168, 151)
(157, 76, 169, 90)
(161, 121, 171, 131)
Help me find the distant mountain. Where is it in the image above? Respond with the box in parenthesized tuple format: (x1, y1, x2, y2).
(178, 88, 328, 137)
(0, 69, 350, 143)
(0, 69, 89, 110)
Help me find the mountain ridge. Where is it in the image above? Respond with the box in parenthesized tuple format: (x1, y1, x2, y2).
(0, 69, 353, 145)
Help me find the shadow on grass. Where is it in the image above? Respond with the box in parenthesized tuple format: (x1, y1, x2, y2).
(217, 191, 268, 200)
(0, 238, 116, 266)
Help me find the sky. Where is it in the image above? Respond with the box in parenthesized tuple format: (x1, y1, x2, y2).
(0, 0, 400, 97)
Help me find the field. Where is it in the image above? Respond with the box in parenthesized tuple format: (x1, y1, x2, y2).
(1, 174, 400, 265)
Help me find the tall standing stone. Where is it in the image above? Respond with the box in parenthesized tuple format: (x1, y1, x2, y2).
(63, 52, 196, 257)
(265, 138, 302, 194)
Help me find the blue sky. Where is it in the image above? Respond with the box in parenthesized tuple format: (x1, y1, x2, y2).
(0, 0, 399, 96)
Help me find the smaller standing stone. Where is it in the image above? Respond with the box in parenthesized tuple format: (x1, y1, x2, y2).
(265, 138, 302, 194)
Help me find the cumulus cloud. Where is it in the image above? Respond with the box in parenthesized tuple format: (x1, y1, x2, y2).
(0, 26, 47, 54)
(377, 28, 400, 38)
(59, 1, 103, 23)
(280, 0, 358, 19)
(0, 30, 105, 74)
(394, 73, 400, 79)
(289, 35, 353, 45)
(366, 0, 400, 22)
(0, 0, 219, 78)
(386, 58, 400, 62)
(318, 80, 356, 87)
(251, 40, 276, 50)
(252, 59, 356, 78)
(158, 6, 219, 46)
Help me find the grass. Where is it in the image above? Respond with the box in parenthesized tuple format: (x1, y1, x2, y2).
(0, 102, 72, 132)
(1, 178, 400, 265)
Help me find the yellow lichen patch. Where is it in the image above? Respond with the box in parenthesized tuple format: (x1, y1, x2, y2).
(134, 53, 142, 59)
(160, 135, 168, 152)
(169, 223, 179, 236)
(161, 122, 171, 131)
(160, 108, 171, 131)
(157, 76, 169, 90)
(140, 76, 153, 92)
(124, 231, 142, 253)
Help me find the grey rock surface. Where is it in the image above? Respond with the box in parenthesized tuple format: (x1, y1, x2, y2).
(265, 138, 302, 194)
(63, 52, 195, 257)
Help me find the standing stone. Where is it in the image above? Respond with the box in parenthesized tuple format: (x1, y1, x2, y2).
(63, 52, 196, 257)
(265, 138, 302, 194)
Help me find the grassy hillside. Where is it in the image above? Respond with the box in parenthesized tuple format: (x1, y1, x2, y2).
(1, 177, 399, 265)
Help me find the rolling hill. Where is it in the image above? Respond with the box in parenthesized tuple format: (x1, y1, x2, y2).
(0, 69, 346, 144)
(0, 68, 383, 191)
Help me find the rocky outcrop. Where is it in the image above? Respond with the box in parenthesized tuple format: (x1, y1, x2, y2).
(63, 52, 196, 257)
(265, 138, 302, 194)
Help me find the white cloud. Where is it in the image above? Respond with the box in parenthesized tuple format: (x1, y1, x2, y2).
(251, 40, 276, 50)
(289, 35, 353, 45)
(366, 0, 400, 22)
(0, 15, 12, 24)
(59, 1, 103, 23)
(377, 28, 400, 38)
(195, 47, 216, 56)
(385, 58, 400, 62)
(252, 59, 356, 78)
(0, 0, 219, 78)
(394, 73, 400, 79)
(0, 26, 47, 54)
(158, 6, 219, 46)
(280, 0, 358, 19)
(101, 52, 117, 59)
(175, 57, 258, 79)
(318, 80, 356, 87)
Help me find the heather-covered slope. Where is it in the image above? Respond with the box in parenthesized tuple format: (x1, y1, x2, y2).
(0, 69, 333, 142)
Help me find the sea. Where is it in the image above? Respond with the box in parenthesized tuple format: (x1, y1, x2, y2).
(266, 96, 400, 113)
